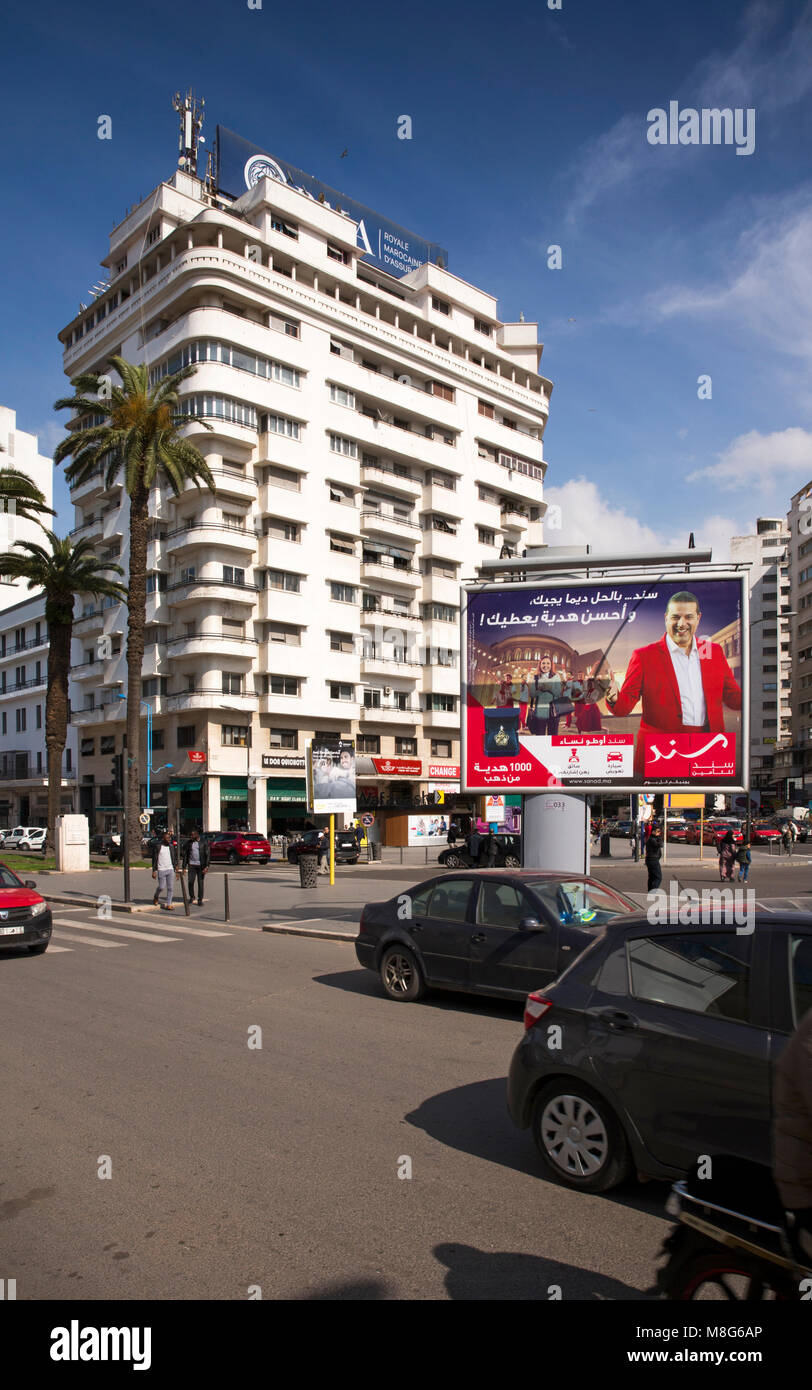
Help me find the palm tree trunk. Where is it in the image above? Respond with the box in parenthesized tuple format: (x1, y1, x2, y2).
(45, 619, 72, 856)
(126, 480, 150, 857)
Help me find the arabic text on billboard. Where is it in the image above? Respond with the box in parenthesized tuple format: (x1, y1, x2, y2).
(216, 127, 448, 280)
(463, 575, 746, 794)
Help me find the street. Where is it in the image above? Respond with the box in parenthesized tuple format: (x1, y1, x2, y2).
(2, 916, 668, 1301)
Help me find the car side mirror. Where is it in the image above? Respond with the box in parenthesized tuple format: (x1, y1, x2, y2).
(518, 916, 543, 932)
(24, 880, 36, 889)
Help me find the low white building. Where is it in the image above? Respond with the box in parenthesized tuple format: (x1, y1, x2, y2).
(0, 407, 55, 612)
(0, 590, 78, 829)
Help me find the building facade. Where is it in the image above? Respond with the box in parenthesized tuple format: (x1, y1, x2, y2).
(0, 591, 77, 829)
(58, 163, 551, 834)
(730, 516, 792, 795)
(0, 407, 55, 612)
(783, 484, 812, 800)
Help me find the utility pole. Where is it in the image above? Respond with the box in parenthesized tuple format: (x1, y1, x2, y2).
(122, 733, 131, 904)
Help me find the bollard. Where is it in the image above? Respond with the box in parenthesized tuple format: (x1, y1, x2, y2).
(224, 872, 230, 922)
(371, 842, 382, 862)
(298, 853, 318, 889)
(399, 846, 403, 865)
(598, 832, 612, 858)
(179, 870, 190, 918)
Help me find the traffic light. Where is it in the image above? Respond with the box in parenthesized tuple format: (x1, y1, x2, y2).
(111, 753, 123, 799)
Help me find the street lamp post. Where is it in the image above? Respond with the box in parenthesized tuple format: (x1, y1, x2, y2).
(117, 693, 172, 818)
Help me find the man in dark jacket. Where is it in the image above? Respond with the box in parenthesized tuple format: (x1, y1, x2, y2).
(151, 831, 179, 910)
(773, 1007, 812, 1263)
(645, 830, 662, 893)
(181, 830, 210, 905)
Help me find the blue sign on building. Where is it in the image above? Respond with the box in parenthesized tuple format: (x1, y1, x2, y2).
(215, 127, 448, 281)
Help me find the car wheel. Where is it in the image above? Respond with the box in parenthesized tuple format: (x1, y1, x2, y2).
(444, 852, 462, 868)
(530, 1081, 631, 1193)
(379, 944, 425, 1002)
(287, 851, 295, 864)
(504, 854, 521, 867)
(28, 942, 48, 955)
(228, 851, 239, 865)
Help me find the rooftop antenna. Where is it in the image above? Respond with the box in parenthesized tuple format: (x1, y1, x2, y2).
(173, 89, 205, 176)
(688, 531, 695, 549)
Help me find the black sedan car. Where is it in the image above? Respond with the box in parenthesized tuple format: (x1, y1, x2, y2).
(438, 834, 522, 869)
(287, 827, 360, 865)
(355, 870, 639, 1003)
(508, 908, 812, 1194)
(0, 863, 52, 955)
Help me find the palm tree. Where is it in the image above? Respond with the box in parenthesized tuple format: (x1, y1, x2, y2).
(0, 534, 126, 852)
(0, 465, 55, 523)
(54, 357, 215, 854)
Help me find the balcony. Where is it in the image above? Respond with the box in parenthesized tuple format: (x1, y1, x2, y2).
(421, 574, 461, 608)
(69, 469, 105, 501)
(167, 634, 258, 661)
(329, 359, 460, 428)
(257, 641, 312, 678)
(476, 450, 544, 499)
(257, 484, 313, 523)
(500, 506, 529, 535)
(360, 456, 423, 500)
(0, 675, 47, 700)
(421, 524, 464, 562)
(73, 608, 104, 635)
(347, 411, 459, 469)
(166, 523, 257, 557)
(256, 588, 306, 623)
(360, 704, 421, 725)
(0, 633, 49, 657)
(360, 604, 423, 631)
(184, 468, 257, 503)
(422, 705, 460, 729)
(102, 508, 125, 543)
(361, 554, 422, 590)
(71, 659, 106, 682)
(360, 653, 421, 680)
(360, 509, 420, 544)
(422, 663, 459, 695)
(164, 688, 259, 713)
(69, 517, 104, 545)
(166, 578, 258, 608)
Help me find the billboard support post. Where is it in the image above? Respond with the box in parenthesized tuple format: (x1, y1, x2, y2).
(523, 792, 590, 876)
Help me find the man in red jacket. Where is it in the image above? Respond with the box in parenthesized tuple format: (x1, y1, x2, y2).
(604, 590, 742, 777)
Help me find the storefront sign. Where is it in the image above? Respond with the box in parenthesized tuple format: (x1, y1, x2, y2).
(372, 758, 422, 777)
(428, 763, 460, 779)
(262, 754, 306, 770)
(188, 751, 206, 764)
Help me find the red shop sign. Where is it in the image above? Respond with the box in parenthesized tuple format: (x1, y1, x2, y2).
(428, 763, 460, 779)
(188, 751, 207, 764)
(372, 758, 422, 777)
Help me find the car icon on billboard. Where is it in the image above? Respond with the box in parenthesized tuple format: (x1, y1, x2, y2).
(606, 753, 624, 764)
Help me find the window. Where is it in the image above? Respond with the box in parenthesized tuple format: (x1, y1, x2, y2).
(152, 729, 165, 751)
(175, 726, 195, 749)
(269, 312, 300, 338)
(396, 737, 417, 756)
(146, 226, 159, 246)
(269, 728, 297, 749)
(422, 603, 457, 622)
(329, 632, 355, 654)
(222, 725, 250, 747)
(477, 881, 538, 929)
(478, 527, 495, 545)
(259, 412, 300, 439)
(115, 257, 127, 275)
(80, 738, 95, 756)
(327, 242, 349, 263)
(271, 214, 298, 238)
(266, 623, 301, 645)
(330, 682, 354, 701)
(15, 709, 26, 733)
(478, 400, 495, 418)
(265, 569, 301, 593)
(363, 688, 381, 709)
(270, 676, 299, 696)
(329, 433, 358, 458)
(393, 691, 410, 710)
(264, 518, 300, 542)
(431, 295, 450, 316)
(329, 534, 355, 555)
(474, 317, 492, 336)
(328, 481, 354, 505)
(36, 751, 42, 774)
(790, 935, 812, 1026)
(357, 735, 380, 754)
(428, 381, 454, 401)
(329, 383, 355, 408)
(222, 673, 243, 696)
(264, 464, 300, 491)
(330, 582, 356, 603)
(222, 566, 245, 586)
(425, 694, 456, 712)
(425, 879, 473, 922)
(145, 572, 167, 594)
(431, 739, 452, 758)
(100, 735, 115, 755)
(0, 713, 4, 735)
(142, 678, 168, 697)
(36, 704, 42, 729)
(628, 933, 752, 1024)
(179, 566, 197, 585)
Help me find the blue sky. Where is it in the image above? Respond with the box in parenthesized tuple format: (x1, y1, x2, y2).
(2, 0, 811, 553)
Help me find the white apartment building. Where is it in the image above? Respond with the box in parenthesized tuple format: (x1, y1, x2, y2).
(781, 483, 812, 799)
(0, 407, 55, 612)
(58, 157, 550, 835)
(730, 516, 792, 794)
(0, 591, 78, 829)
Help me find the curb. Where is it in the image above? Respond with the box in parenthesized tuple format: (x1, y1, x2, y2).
(44, 894, 159, 915)
(261, 924, 355, 941)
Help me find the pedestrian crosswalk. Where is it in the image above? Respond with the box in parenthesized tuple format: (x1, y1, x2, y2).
(45, 910, 232, 956)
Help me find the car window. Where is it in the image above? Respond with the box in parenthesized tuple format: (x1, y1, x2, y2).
(534, 879, 633, 926)
(628, 933, 752, 1023)
(790, 935, 812, 1027)
(0, 867, 23, 888)
(477, 882, 537, 929)
(592, 943, 628, 996)
(408, 885, 435, 917)
(425, 878, 473, 923)
(242, 834, 264, 842)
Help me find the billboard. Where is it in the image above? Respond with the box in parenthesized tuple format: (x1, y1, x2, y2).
(307, 738, 357, 815)
(407, 813, 450, 847)
(462, 574, 748, 794)
(216, 127, 449, 280)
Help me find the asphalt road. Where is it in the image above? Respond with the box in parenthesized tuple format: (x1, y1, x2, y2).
(2, 918, 670, 1301)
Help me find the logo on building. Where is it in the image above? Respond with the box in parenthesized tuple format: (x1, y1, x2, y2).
(244, 154, 288, 189)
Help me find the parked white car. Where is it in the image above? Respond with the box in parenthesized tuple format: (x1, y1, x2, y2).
(19, 828, 47, 851)
(2, 826, 37, 851)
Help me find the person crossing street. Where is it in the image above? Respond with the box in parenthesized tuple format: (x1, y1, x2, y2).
(151, 831, 179, 910)
(181, 829, 209, 905)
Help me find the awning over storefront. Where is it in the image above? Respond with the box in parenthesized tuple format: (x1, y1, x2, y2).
(169, 779, 203, 792)
(267, 777, 306, 802)
(220, 776, 248, 802)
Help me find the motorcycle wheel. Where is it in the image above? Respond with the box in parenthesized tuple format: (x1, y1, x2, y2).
(663, 1246, 791, 1300)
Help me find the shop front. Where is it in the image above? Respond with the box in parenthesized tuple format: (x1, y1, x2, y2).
(266, 775, 308, 833)
(169, 778, 203, 831)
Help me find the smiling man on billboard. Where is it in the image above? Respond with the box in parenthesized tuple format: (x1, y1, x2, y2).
(604, 589, 742, 776)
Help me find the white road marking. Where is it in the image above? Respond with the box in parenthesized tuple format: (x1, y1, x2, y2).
(51, 917, 179, 943)
(53, 930, 122, 948)
(44, 945, 72, 952)
(54, 913, 230, 939)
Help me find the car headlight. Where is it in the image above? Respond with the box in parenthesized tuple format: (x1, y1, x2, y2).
(29, 901, 47, 917)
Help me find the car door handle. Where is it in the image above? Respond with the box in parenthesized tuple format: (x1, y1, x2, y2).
(408, 922, 422, 934)
(597, 1009, 638, 1032)
(470, 932, 486, 944)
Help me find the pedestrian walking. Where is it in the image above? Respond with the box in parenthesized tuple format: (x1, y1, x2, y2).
(718, 829, 737, 881)
(737, 840, 751, 883)
(316, 826, 329, 875)
(181, 829, 209, 905)
(447, 820, 459, 847)
(481, 828, 498, 867)
(782, 822, 793, 857)
(645, 830, 662, 893)
(151, 831, 179, 910)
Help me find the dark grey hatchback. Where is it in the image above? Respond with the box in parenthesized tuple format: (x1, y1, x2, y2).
(508, 909, 812, 1194)
(355, 870, 638, 1003)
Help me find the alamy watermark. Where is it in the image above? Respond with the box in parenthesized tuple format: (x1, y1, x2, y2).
(647, 102, 755, 156)
(647, 883, 755, 935)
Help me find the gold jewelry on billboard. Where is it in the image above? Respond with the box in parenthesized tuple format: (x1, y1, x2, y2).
(495, 725, 509, 747)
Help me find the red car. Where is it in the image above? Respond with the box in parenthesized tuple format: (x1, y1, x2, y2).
(662, 819, 690, 842)
(750, 822, 782, 844)
(207, 832, 271, 865)
(685, 820, 743, 847)
(0, 862, 52, 955)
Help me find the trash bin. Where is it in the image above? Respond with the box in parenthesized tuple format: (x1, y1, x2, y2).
(599, 832, 612, 858)
(370, 842, 382, 862)
(298, 853, 318, 888)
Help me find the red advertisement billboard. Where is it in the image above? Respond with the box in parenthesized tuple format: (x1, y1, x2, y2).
(462, 573, 748, 793)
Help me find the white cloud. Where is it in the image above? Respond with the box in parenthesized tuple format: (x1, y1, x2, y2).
(687, 426, 812, 489)
(545, 477, 738, 563)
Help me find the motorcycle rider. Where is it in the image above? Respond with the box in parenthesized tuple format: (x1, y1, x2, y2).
(773, 1007, 812, 1263)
